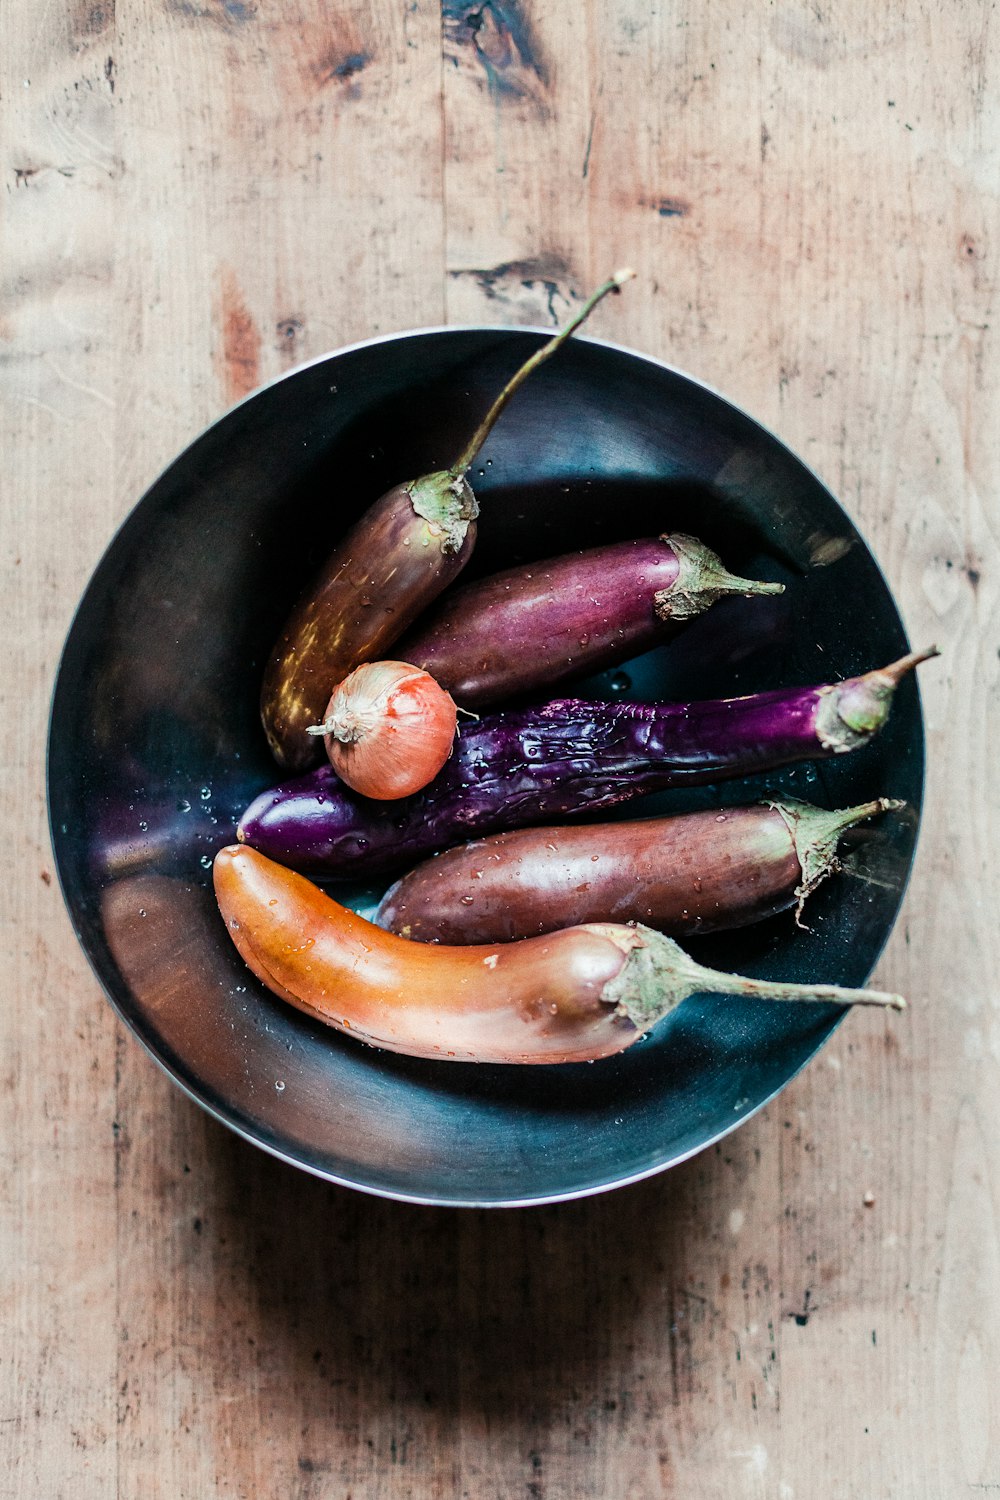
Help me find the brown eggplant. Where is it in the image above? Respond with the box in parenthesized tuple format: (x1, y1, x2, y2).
(374, 797, 903, 944)
(260, 270, 634, 772)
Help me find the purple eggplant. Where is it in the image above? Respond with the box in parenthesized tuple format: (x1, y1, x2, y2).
(374, 797, 903, 943)
(237, 649, 934, 878)
(260, 271, 633, 773)
(395, 533, 784, 707)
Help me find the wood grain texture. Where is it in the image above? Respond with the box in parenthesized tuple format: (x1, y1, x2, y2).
(2, 1, 997, 1497)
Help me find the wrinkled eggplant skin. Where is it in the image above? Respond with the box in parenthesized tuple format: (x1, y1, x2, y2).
(260, 484, 477, 774)
(239, 688, 827, 878)
(395, 538, 680, 707)
(375, 806, 802, 944)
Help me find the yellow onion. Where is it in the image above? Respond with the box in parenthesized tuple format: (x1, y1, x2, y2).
(307, 661, 458, 800)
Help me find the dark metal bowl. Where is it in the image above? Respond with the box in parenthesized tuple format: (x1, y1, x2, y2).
(48, 329, 924, 1207)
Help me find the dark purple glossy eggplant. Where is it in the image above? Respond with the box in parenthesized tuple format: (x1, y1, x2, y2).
(260, 271, 634, 773)
(374, 797, 903, 943)
(395, 533, 784, 707)
(238, 649, 934, 878)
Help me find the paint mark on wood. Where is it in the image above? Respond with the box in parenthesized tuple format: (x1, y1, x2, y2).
(104, 56, 115, 93)
(656, 196, 690, 218)
(216, 268, 261, 405)
(443, 1, 549, 109)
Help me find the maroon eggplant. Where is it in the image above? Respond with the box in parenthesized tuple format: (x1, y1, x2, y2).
(260, 271, 634, 772)
(374, 797, 902, 943)
(394, 533, 784, 707)
(237, 648, 934, 878)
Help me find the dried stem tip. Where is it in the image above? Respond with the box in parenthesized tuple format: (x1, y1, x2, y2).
(596, 925, 907, 1034)
(451, 269, 635, 477)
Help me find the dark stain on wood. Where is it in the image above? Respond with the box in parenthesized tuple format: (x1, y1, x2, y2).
(275, 316, 306, 364)
(70, 1, 112, 44)
(13, 164, 76, 185)
(791, 1288, 813, 1326)
(654, 196, 691, 218)
(167, 0, 256, 29)
(216, 268, 261, 405)
(331, 51, 370, 81)
(311, 45, 372, 91)
(85, 3, 110, 33)
(449, 252, 576, 321)
(443, 1, 549, 104)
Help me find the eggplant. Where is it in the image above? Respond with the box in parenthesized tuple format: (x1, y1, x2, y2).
(260, 272, 633, 772)
(373, 797, 903, 943)
(215, 845, 904, 1067)
(395, 533, 784, 707)
(237, 649, 934, 878)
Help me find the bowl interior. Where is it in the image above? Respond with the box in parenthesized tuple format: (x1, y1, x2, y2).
(48, 330, 924, 1206)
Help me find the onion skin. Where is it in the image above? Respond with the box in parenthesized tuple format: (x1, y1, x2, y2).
(395, 533, 784, 707)
(309, 661, 458, 800)
(238, 652, 933, 878)
(213, 846, 905, 1066)
(374, 798, 902, 943)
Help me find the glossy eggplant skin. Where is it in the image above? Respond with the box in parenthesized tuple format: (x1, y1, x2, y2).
(395, 535, 782, 708)
(260, 479, 477, 774)
(238, 664, 895, 879)
(214, 844, 638, 1065)
(396, 537, 681, 706)
(375, 805, 804, 943)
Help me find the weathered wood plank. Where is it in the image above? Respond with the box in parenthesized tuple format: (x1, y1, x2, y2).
(0, 5, 119, 1498)
(109, 3, 448, 1496)
(1, 0, 997, 1496)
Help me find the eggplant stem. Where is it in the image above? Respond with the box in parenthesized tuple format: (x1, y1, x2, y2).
(817, 645, 938, 751)
(874, 645, 940, 684)
(599, 925, 906, 1032)
(770, 795, 906, 923)
(450, 269, 635, 478)
(655, 534, 785, 621)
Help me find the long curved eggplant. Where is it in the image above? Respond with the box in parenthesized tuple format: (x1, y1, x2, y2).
(394, 533, 784, 707)
(373, 797, 903, 943)
(237, 649, 934, 878)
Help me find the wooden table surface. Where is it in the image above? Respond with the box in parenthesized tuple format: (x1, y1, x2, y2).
(3, 3, 998, 1495)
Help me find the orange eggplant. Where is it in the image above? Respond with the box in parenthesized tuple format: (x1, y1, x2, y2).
(214, 845, 904, 1066)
